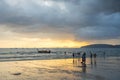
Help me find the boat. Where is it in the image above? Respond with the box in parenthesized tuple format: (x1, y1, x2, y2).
(37, 49, 51, 53)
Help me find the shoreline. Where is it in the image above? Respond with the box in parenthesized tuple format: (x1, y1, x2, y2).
(0, 57, 120, 80)
(0, 56, 119, 62)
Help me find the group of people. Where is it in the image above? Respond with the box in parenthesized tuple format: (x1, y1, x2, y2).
(72, 51, 97, 67)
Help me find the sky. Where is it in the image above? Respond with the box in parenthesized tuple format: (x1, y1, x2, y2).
(0, 0, 120, 48)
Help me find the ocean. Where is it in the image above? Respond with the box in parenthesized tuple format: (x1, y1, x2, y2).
(0, 48, 120, 61)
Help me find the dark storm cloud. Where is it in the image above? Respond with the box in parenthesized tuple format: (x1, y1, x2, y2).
(0, 0, 120, 41)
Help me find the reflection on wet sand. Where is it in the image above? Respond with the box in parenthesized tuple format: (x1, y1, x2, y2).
(81, 63, 86, 73)
(73, 58, 86, 73)
(0, 57, 119, 80)
(73, 58, 81, 67)
(72, 58, 88, 80)
(90, 54, 97, 68)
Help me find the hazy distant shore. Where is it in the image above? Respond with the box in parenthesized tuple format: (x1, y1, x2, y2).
(81, 44, 120, 48)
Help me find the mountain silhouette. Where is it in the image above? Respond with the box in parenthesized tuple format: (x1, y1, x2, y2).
(81, 44, 120, 48)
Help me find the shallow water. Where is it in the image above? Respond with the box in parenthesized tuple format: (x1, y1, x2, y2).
(0, 57, 119, 80)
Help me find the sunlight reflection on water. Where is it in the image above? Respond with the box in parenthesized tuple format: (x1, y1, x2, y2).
(0, 57, 120, 80)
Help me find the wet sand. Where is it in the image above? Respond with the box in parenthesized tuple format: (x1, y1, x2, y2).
(0, 57, 120, 80)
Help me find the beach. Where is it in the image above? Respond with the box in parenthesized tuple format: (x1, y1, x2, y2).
(0, 57, 120, 80)
(0, 0, 120, 79)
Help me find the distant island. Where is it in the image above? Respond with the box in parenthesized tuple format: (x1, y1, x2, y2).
(81, 44, 120, 48)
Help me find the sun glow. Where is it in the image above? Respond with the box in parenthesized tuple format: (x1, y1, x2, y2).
(0, 38, 88, 48)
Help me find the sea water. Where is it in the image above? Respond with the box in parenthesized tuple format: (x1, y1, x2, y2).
(0, 48, 120, 61)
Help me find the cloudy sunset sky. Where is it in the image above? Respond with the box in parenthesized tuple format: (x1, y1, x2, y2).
(0, 0, 120, 48)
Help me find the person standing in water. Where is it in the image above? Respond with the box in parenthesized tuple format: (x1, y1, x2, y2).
(94, 53, 97, 58)
(90, 52, 93, 65)
(103, 51, 106, 59)
(81, 52, 86, 63)
(90, 52, 93, 59)
(93, 53, 97, 67)
(72, 53, 75, 58)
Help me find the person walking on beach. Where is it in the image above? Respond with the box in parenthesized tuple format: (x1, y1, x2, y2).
(81, 52, 86, 63)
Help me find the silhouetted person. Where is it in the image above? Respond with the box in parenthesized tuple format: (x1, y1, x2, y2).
(103, 52, 106, 59)
(64, 51, 66, 55)
(90, 52, 93, 59)
(93, 53, 97, 68)
(73, 53, 75, 58)
(93, 53, 97, 58)
(90, 57, 93, 68)
(81, 52, 86, 64)
(90, 56, 93, 64)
